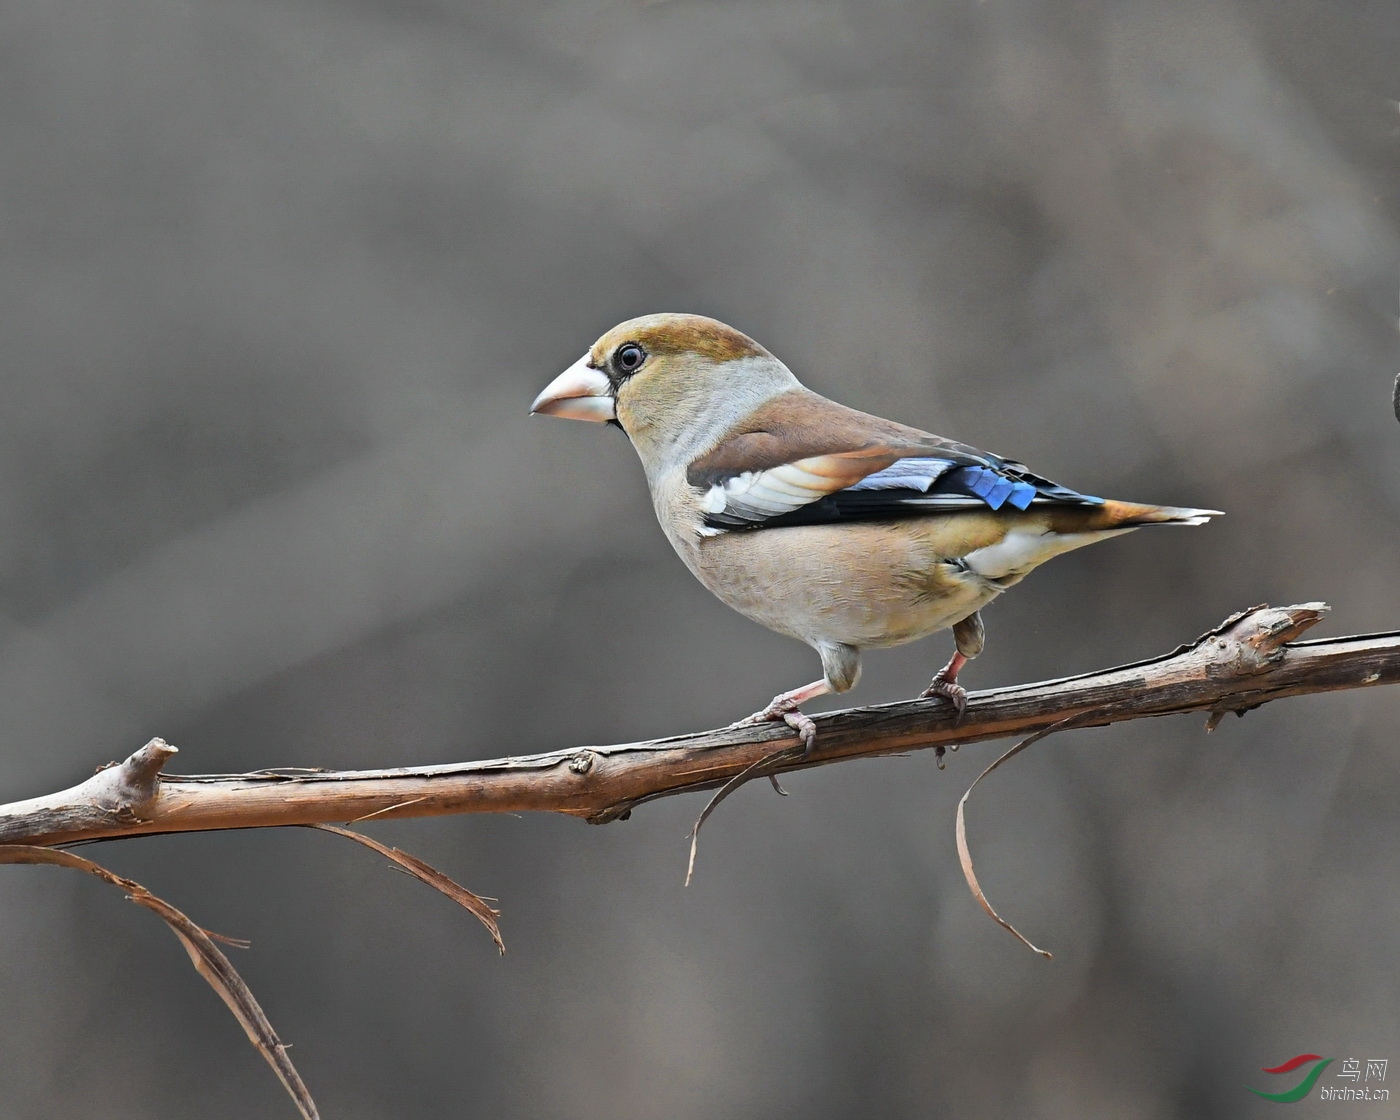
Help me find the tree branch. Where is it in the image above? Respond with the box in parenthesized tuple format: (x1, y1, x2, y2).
(1, 602, 1396, 849)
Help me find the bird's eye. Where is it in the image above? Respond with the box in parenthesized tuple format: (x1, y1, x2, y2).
(615, 343, 646, 375)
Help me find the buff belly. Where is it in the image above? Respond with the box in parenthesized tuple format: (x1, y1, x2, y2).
(683, 520, 1000, 649)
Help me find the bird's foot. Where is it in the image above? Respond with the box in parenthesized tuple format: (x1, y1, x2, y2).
(733, 695, 818, 757)
(921, 673, 967, 717)
(731, 679, 831, 759)
(920, 651, 969, 723)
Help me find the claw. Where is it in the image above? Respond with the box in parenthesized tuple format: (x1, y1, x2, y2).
(734, 696, 818, 757)
(731, 679, 831, 758)
(781, 708, 817, 756)
(731, 709, 773, 728)
(921, 673, 967, 718)
(921, 650, 969, 723)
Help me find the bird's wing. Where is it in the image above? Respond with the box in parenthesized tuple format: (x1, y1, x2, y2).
(686, 390, 1103, 532)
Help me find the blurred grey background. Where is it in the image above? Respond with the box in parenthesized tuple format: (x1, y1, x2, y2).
(0, 0, 1397, 1116)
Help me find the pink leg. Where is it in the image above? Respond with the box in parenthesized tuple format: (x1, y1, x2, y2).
(733, 679, 831, 755)
(920, 650, 969, 719)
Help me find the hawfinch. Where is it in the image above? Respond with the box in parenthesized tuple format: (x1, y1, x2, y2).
(532, 313, 1219, 751)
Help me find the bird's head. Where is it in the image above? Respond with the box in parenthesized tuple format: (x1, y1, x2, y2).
(531, 313, 801, 476)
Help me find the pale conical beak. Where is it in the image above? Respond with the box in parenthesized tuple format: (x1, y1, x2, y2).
(530, 355, 616, 422)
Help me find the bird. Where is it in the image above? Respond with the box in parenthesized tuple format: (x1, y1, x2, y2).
(531, 313, 1220, 753)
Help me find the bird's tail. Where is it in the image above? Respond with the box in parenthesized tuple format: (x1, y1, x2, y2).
(945, 499, 1221, 584)
(1044, 500, 1222, 533)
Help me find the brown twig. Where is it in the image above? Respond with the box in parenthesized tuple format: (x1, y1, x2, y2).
(307, 824, 504, 953)
(954, 708, 1113, 960)
(0, 846, 321, 1120)
(0, 604, 1394, 849)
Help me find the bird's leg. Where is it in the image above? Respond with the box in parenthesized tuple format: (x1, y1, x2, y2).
(920, 610, 984, 722)
(733, 679, 831, 756)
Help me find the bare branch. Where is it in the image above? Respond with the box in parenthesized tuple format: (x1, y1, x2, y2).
(954, 708, 1113, 960)
(0, 603, 1395, 849)
(308, 824, 504, 953)
(0, 600, 1396, 1114)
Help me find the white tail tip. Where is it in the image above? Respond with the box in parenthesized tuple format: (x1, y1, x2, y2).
(1169, 508, 1224, 526)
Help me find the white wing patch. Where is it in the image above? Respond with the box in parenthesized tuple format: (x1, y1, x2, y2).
(699, 486, 728, 514)
(702, 460, 847, 524)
